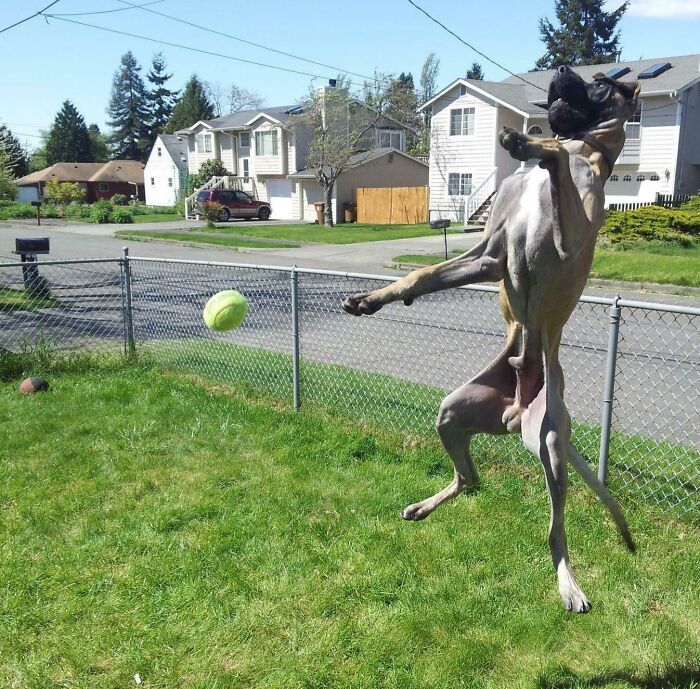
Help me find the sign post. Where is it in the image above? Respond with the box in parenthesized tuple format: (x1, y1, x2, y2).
(430, 218, 451, 260)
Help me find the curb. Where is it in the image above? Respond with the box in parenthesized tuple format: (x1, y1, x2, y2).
(385, 263, 700, 298)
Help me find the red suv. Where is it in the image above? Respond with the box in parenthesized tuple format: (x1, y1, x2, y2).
(196, 189, 271, 221)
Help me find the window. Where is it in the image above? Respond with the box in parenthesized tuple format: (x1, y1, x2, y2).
(625, 104, 642, 140)
(636, 174, 646, 182)
(242, 158, 249, 181)
(195, 132, 213, 153)
(449, 107, 475, 136)
(459, 84, 467, 96)
(377, 130, 403, 149)
(220, 191, 236, 204)
(99, 182, 109, 192)
(448, 172, 472, 196)
(609, 174, 618, 182)
(157, 147, 162, 157)
(240, 131, 250, 148)
(255, 130, 279, 156)
(527, 125, 544, 135)
(622, 174, 632, 182)
(235, 191, 252, 202)
(168, 177, 173, 187)
(149, 178, 155, 186)
(650, 173, 660, 181)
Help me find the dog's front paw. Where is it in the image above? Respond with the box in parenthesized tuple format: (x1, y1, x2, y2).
(341, 292, 383, 316)
(560, 587, 592, 614)
(499, 127, 531, 161)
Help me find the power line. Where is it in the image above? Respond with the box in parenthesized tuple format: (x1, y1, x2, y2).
(0, 0, 60, 34)
(49, 0, 164, 17)
(405, 0, 548, 94)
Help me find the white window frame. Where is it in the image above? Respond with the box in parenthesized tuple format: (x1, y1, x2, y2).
(99, 182, 109, 192)
(196, 132, 213, 153)
(625, 103, 642, 141)
(527, 125, 544, 135)
(255, 129, 279, 156)
(449, 107, 475, 136)
(168, 177, 173, 187)
(157, 147, 162, 157)
(376, 129, 403, 149)
(242, 158, 250, 181)
(240, 131, 250, 148)
(448, 172, 472, 196)
(149, 178, 155, 186)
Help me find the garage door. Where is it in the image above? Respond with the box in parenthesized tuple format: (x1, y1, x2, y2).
(265, 179, 293, 219)
(302, 182, 324, 220)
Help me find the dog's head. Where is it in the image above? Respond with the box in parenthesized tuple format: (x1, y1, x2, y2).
(547, 66, 640, 137)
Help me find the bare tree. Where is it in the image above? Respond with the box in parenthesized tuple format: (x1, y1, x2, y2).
(204, 81, 227, 118)
(419, 53, 440, 148)
(286, 80, 388, 227)
(228, 84, 265, 113)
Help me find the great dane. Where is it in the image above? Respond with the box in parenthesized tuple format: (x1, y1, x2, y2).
(342, 66, 640, 612)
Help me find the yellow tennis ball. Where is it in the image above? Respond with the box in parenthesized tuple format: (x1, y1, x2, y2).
(203, 290, 248, 332)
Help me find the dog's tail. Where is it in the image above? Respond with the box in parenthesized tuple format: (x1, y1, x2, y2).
(568, 444, 636, 552)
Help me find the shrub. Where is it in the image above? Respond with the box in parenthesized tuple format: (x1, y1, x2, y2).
(680, 195, 700, 213)
(111, 193, 129, 206)
(90, 199, 113, 224)
(111, 207, 134, 224)
(190, 160, 231, 190)
(600, 205, 700, 246)
(0, 202, 34, 219)
(62, 203, 91, 220)
(201, 201, 223, 227)
(44, 180, 85, 207)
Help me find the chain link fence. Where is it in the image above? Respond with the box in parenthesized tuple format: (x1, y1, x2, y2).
(1, 255, 698, 520)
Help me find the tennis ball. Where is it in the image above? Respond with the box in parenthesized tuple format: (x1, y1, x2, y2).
(203, 290, 248, 332)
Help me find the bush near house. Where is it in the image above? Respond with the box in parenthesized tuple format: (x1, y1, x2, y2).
(111, 193, 129, 206)
(90, 199, 113, 224)
(600, 199, 700, 246)
(111, 207, 134, 224)
(200, 201, 223, 228)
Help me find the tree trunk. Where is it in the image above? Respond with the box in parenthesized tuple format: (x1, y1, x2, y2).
(323, 181, 334, 227)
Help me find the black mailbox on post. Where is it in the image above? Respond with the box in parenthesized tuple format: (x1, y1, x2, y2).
(430, 218, 451, 259)
(13, 237, 51, 298)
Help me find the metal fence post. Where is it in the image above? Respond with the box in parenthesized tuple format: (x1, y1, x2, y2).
(122, 246, 136, 356)
(598, 295, 621, 483)
(290, 266, 301, 411)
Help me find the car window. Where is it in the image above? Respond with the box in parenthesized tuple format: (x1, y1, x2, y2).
(197, 191, 210, 201)
(236, 191, 252, 202)
(221, 191, 235, 203)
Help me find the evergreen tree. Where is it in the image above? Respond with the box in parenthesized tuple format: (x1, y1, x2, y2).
(146, 52, 178, 145)
(107, 51, 151, 161)
(385, 72, 419, 132)
(164, 75, 215, 134)
(44, 101, 93, 164)
(0, 124, 28, 177)
(466, 62, 485, 80)
(536, 0, 628, 69)
(88, 124, 109, 162)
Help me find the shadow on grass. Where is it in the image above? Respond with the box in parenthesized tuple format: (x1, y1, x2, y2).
(536, 665, 700, 689)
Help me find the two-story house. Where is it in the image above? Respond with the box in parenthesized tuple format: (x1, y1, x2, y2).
(173, 82, 421, 221)
(420, 54, 700, 224)
(144, 134, 188, 207)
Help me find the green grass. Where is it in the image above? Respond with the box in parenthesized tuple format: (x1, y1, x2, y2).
(393, 243, 700, 287)
(132, 213, 182, 223)
(204, 222, 461, 244)
(0, 364, 699, 688)
(0, 287, 58, 311)
(115, 230, 299, 249)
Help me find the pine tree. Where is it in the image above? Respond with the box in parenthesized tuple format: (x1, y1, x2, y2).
(88, 124, 109, 162)
(44, 101, 93, 164)
(0, 124, 28, 177)
(466, 62, 485, 80)
(536, 0, 628, 70)
(386, 72, 419, 132)
(107, 51, 151, 161)
(146, 52, 178, 146)
(164, 75, 215, 134)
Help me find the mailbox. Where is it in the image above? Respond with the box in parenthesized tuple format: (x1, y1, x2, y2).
(30, 200, 41, 208)
(13, 238, 51, 298)
(430, 219, 451, 230)
(14, 237, 50, 255)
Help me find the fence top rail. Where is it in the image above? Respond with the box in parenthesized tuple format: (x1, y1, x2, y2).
(127, 255, 700, 315)
(0, 257, 122, 269)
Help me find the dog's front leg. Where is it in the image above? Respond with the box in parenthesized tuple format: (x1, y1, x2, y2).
(342, 232, 505, 316)
(499, 128, 601, 261)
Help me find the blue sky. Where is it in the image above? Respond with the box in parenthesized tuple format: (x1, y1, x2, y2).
(1, 0, 699, 151)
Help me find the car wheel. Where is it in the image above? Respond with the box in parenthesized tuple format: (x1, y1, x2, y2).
(219, 207, 231, 222)
(258, 207, 271, 221)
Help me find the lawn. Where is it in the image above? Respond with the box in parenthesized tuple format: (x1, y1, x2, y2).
(393, 242, 700, 288)
(202, 222, 462, 244)
(1, 363, 698, 687)
(115, 230, 299, 249)
(0, 286, 58, 311)
(132, 213, 182, 223)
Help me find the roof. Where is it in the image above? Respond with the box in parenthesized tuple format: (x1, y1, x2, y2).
(16, 160, 145, 186)
(157, 134, 188, 170)
(420, 53, 700, 117)
(289, 147, 427, 179)
(177, 104, 302, 133)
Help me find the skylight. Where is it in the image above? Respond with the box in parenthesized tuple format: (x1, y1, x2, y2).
(605, 66, 631, 79)
(637, 63, 672, 79)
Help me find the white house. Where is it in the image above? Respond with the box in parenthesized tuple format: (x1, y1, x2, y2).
(419, 54, 700, 224)
(144, 134, 188, 206)
(172, 82, 419, 221)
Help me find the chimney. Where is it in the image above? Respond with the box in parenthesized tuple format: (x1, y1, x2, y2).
(328, 79, 337, 88)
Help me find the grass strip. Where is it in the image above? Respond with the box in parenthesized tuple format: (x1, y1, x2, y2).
(115, 230, 299, 249)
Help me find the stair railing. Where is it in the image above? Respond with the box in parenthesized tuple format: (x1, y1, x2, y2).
(464, 168, 497, 221)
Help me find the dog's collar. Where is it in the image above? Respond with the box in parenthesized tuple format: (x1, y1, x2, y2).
(575, 134, 615, 174)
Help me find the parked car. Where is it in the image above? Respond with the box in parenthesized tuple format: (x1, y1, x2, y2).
(196, 189, 271, 221)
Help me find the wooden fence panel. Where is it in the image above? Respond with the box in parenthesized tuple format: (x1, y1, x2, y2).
(355, 186, 428, 224)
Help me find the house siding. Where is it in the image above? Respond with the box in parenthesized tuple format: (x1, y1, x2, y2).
(675, 83, 700, 195)
(144, 136, 183, 206)
(428, 86, 499, 221)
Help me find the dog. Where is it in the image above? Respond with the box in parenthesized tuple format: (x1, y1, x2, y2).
(342, 66, 640, 612)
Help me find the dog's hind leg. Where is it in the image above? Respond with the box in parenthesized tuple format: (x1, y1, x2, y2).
(402, 331, 517, 521)
(521, 337, 591, 613)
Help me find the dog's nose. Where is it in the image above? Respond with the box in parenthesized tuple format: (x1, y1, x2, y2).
(558, 65, 571, 74)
